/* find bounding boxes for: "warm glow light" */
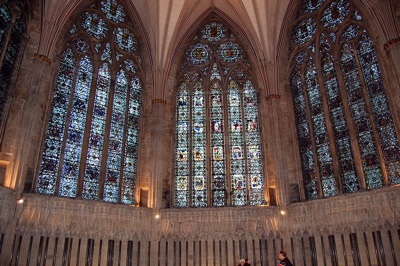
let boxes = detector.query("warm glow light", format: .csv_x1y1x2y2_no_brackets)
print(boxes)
280,210,286,215
155,214,160,219
17,198,24,204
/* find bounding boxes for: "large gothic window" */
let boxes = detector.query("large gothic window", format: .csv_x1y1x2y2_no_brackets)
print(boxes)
0,0,26,128
290,0,400,200
36,0,143,204
174,21,265,207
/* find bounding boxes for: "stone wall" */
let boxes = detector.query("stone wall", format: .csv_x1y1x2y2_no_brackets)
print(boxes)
1,186,399,265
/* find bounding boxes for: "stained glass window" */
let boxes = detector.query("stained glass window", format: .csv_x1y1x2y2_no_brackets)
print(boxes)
0,0,26,129
174,21,266,207
291,0,400,200
36,0,143,204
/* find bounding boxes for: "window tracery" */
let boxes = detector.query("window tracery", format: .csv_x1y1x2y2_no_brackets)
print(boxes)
0,0,26,129
174,20,265,207
291,0,400,199
36,0,143,204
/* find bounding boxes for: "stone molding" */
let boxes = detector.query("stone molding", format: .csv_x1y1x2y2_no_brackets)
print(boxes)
1,186,399,241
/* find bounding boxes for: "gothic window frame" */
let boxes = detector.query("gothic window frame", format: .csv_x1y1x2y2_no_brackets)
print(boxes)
173,18,266,208
289,0,400,200
36,0,144,204
0,0,27,142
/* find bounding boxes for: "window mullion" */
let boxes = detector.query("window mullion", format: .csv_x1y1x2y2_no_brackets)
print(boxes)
205,87,211,207
99,70,116,200
54,51,80,196
301,63,324,198
76,57,100,198
315,60,342,195
118,73,130,203
352,47,389,186
222,88,231,206
239,88,250,205
333,54,366,190
188,87,194,207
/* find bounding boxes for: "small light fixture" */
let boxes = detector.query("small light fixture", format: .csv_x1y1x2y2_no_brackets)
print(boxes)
155,214,160,219
17,198,24,204
280,209,286,216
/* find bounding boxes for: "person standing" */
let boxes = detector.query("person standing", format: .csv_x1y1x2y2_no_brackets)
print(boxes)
244,258,251,266
278,250,293,266
237,258,246,266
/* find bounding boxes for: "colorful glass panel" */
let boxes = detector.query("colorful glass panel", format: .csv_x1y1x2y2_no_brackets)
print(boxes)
83,63,111,200
174,21,265,207
37,49,76,194
217,42,243,63
81,12,108,40
59,56,93,198
228,81,246,206
201,21,228,42
121,76,142,204
100,0,126,23
291,0,400,199
192,83,207,207
0,2,25,125
340,44,383,189
37,0,142,204
113,27,137,52
186,43,212,65
292,18,316,45
321,0,350,29
243,80,265,205
210,66,226,206
175,84,190,207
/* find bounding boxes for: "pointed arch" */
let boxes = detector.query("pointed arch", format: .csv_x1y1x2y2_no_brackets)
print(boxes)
173,16,266,207
287,0,400,200
36,0,145,204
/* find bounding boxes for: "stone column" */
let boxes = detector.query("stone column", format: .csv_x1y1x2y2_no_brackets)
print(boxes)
3,55,54,193
148,99,167,210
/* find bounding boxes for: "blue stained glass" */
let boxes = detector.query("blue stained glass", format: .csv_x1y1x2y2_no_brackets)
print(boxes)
210,70,226,206
321,0,350,28
121,75,142,204
123,59,138,73
357,35,400,185
217,42,243,63
38,0,142,204
174,20,264,207
201,22,228,42
192,83,207,207
104,69,128,202
59,56,93,198
83,63,111,200
74,38,90,53
175,84,190,207
186,43,212,65
306,59,336,197
228,81,247,206
101,42,112,63
37,49,76,194
340,43,384,189
291,68,318,199
322,53,359,193
113,27,137,52
81,12,109,39
0,2,11,53
292,17,316,45
243,81,265,205
100,0,126,23
291,0,400,199
0,9,25,124
302,0,326,13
